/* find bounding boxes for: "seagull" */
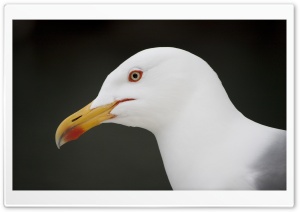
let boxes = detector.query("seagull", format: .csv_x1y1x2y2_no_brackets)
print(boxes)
55,47,286,190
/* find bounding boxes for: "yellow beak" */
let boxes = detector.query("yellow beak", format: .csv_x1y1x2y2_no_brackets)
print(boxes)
55,101,117,149
55,98,135,149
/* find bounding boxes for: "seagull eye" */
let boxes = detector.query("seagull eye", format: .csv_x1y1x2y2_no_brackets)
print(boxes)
129,70,143,82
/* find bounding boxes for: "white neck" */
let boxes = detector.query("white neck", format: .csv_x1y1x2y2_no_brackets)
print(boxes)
152,76,281,190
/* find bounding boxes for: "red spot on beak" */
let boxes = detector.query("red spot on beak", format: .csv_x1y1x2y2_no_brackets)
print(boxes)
64,127,85,142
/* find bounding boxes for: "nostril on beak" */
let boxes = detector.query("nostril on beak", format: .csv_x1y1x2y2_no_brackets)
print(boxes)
72,115,82,122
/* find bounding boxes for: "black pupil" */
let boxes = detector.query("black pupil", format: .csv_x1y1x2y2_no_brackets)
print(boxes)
132,73,138,79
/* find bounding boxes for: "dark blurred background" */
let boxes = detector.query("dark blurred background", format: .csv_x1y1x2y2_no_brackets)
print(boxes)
13,20,286,190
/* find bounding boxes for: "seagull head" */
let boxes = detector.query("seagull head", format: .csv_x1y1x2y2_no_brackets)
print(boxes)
55,47,216,148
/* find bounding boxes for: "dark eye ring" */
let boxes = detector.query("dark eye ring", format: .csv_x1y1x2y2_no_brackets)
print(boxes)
129,70,143,82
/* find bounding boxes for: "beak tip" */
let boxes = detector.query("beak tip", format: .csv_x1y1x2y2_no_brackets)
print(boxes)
56,137,66,149
56,141,61,149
